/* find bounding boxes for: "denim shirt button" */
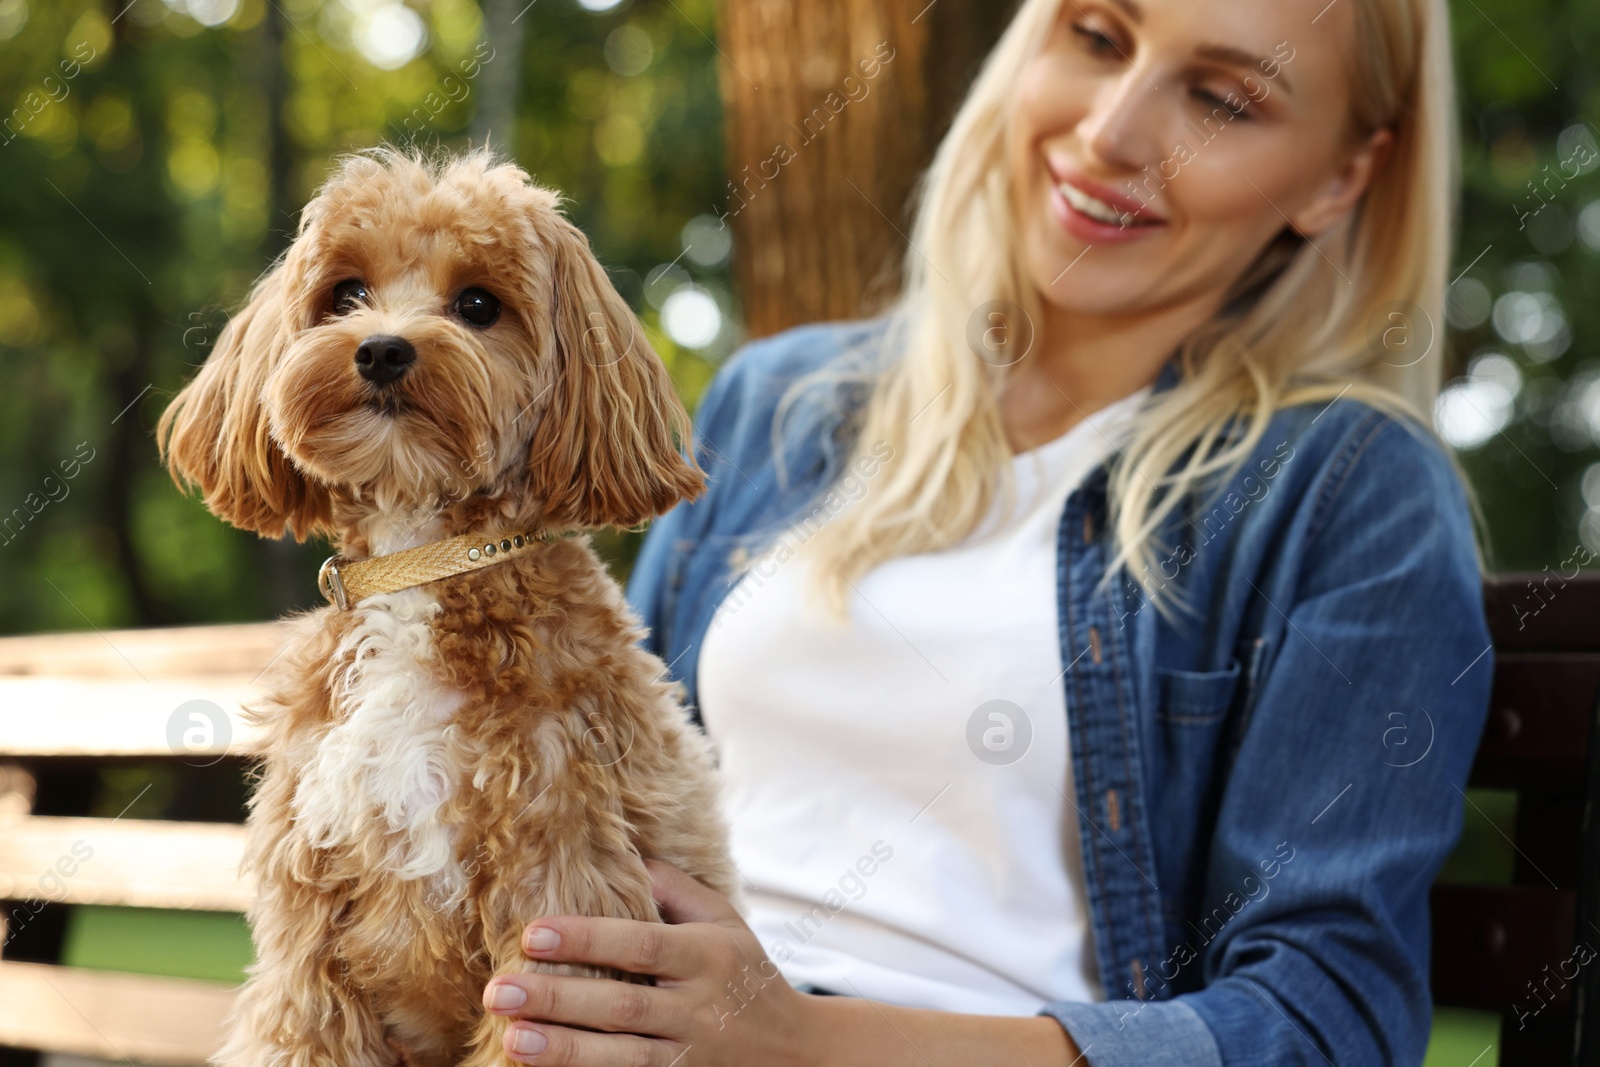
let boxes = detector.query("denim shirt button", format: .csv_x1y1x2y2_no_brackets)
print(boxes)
728,546,750,570
669,539,693,590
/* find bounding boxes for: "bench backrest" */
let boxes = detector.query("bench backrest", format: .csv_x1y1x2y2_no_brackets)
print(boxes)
1431,572,1600,1066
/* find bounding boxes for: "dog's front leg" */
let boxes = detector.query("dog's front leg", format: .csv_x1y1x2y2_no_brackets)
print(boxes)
457,931,629,1067
214,887,395,1067
456,859,661,1067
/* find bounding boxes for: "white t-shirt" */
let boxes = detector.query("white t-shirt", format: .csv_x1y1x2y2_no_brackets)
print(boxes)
695,386,1151,1016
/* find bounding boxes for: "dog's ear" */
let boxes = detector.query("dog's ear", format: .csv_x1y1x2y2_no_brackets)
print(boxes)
526,217,705,528
157,266,330,540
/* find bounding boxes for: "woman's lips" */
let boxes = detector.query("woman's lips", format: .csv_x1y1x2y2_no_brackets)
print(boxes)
1046,159,1167,246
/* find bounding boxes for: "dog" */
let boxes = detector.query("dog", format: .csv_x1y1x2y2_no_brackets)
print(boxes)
158,147,738,1067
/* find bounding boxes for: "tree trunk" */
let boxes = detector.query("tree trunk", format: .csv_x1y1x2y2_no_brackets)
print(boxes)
472,0,527,151
252,0,325,616
715,0,1016,339
261,0,294,257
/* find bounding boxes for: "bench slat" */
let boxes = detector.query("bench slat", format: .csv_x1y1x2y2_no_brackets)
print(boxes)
1430,883,1579,1012
0,622,283,681
0,960,235,1065
1485,573,1600,653
0,679,264,757
0,816,251,911
1470,653,1600,793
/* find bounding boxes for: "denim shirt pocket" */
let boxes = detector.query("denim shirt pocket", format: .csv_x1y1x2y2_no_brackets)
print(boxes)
1155,660,1243,724
1152,659,1245,936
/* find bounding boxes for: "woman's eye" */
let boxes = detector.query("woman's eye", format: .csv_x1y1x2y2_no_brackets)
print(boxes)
1071,22,1122,57
454,288,501,328
1192,86,1251,118
331,279,368,315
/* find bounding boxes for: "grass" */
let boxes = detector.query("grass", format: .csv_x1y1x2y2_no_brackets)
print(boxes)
61,906,252,985
1424,1009,1500,1066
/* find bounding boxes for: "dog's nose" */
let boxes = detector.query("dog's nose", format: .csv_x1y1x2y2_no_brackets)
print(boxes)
355,335,416,385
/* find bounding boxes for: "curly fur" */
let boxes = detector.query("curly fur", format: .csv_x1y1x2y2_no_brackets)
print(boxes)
157,147,736,1067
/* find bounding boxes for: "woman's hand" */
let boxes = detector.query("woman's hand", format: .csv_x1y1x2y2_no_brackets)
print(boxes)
481,858,822,1067
482,859,1079,1066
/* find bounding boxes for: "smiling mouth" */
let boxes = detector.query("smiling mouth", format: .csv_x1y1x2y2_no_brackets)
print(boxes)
1057,182,1161,228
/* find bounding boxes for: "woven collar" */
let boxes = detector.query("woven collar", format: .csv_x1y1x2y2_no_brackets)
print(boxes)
317,529,554,610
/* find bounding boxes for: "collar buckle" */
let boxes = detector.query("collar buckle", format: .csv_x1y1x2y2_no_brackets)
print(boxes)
318,556,350,610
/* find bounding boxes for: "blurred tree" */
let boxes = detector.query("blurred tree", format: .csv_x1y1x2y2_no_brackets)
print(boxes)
716,0,1015,337
1442,0,1600,577
470,0,523,147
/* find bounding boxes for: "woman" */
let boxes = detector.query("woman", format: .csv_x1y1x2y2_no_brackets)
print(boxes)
479,0,1491,1062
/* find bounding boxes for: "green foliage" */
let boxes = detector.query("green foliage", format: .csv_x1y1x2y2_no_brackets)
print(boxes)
0,0,731,632
1447,0,1600,571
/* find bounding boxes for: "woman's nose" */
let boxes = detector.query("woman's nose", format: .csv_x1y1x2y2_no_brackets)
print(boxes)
1077,67,1165,171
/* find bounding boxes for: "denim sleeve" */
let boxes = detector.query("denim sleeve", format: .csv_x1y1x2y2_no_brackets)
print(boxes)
625,491,687,660
1041,414,1493,1067
1041,998,1224,1065
624,351,747,659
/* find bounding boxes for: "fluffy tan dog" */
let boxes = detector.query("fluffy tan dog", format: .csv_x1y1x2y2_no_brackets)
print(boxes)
158,147,737,1067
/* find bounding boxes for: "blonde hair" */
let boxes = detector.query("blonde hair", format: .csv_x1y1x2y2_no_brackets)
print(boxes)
787,0,1473,620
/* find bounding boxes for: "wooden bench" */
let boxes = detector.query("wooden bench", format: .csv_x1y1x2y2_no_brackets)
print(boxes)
1,576,1596,1065
1432,572,1600,1066
0,624,277,1066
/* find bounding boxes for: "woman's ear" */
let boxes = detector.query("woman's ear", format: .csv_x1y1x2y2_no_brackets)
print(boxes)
1289,125,1396,239
157,266,330,540
526,217,706,529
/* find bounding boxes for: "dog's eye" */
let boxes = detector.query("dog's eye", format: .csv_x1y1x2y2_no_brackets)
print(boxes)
454,288,500,328
331,279,369,316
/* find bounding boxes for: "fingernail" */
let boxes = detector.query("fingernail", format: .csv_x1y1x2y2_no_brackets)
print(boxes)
525,926,560,952
511,1027,547,1055
487,983,527,1011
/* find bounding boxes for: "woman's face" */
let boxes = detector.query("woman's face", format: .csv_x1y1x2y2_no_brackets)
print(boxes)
1008,0,1389,322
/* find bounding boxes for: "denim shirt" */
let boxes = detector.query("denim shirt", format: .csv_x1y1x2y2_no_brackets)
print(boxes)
624,318,1493,1067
